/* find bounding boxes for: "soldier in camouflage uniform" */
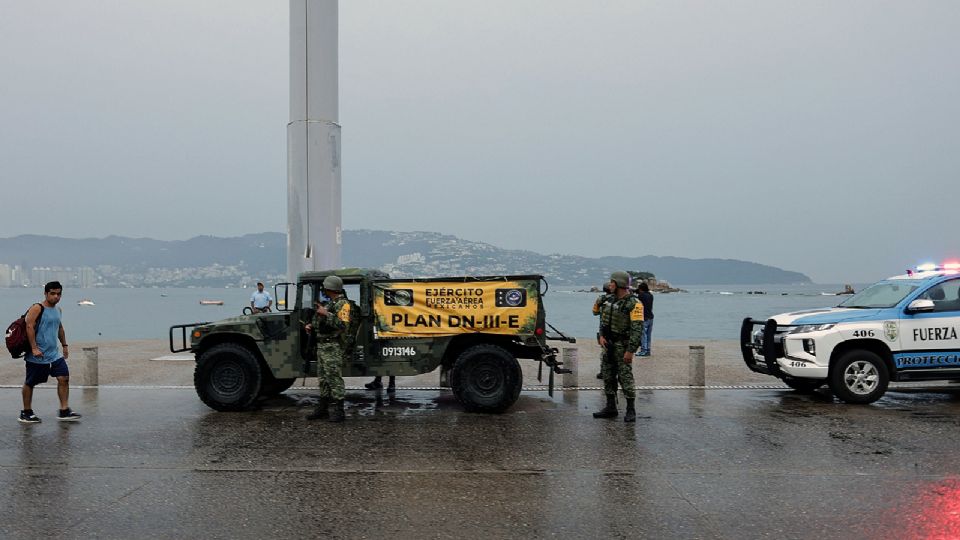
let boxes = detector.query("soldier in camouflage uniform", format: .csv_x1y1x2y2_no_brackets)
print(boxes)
305,275,352,422
593,271,644,423
593,281,615,379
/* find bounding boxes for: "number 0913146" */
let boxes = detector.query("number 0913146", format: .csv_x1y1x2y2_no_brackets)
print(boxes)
382,346,416,357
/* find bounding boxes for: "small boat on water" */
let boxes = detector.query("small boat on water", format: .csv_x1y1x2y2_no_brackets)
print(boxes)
77,299,95,306
199,300,224,306
822,285,856,296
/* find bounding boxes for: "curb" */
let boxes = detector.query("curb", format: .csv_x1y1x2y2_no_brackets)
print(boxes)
1,384,790,391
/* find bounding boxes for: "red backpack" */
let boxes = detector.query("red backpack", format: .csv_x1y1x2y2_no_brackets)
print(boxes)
5,304,44,359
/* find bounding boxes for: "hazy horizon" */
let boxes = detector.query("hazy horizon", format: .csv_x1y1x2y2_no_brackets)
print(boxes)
0,228,859,285
2,1,958,284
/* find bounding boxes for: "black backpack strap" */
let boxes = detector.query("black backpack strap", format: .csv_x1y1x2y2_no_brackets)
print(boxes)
24,303,44,328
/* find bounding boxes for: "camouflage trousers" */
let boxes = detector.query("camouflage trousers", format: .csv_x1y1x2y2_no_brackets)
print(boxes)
316,342,345,401
601,341,636,399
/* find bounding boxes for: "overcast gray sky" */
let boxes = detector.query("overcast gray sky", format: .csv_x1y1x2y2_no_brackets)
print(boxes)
1,1,958,283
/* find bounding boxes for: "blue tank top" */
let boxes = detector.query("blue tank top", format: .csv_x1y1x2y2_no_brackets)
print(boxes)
25,305,62,365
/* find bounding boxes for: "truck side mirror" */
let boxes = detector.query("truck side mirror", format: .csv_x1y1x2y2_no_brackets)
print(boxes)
906,298,935,313
274,283,293,312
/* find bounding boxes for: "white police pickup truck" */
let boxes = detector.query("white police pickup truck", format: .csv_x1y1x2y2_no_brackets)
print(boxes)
741,264,960,404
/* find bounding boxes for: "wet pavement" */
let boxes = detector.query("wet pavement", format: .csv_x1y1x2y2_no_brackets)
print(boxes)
2,385,960,539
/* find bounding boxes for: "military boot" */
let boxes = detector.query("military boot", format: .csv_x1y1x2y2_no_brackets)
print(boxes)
307,397,329,420
329,399,345,423
593,395,618,419
624,398,636,423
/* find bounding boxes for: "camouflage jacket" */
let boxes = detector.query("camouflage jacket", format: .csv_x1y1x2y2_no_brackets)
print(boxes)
312,296,352,344
592,293,614,317
599,293,644,352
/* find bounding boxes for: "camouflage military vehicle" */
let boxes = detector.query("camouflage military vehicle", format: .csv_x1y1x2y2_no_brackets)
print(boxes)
170,269,572,413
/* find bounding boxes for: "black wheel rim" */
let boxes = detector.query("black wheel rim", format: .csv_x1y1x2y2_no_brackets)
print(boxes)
470,356,504,397
211,359,245,399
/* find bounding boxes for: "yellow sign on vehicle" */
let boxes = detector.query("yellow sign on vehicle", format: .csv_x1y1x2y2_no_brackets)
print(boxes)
373,280,539,338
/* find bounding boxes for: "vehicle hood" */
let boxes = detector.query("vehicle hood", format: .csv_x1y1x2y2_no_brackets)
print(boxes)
204,312,281,329
770,307,887,326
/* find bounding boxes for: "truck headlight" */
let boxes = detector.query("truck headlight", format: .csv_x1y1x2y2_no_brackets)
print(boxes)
788,324,835,334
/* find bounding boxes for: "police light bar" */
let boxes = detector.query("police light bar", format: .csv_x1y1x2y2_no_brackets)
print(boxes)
909,261,960,275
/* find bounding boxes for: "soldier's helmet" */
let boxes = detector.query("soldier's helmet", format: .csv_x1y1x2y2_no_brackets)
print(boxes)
322,275,344,292
610,271,631,289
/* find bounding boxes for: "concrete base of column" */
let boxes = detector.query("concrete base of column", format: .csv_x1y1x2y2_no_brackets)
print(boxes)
561,347,579,388
688,345,705,386
82,346,99,386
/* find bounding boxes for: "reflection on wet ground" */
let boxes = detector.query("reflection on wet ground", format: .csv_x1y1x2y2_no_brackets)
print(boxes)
287,389,444,417
876,477,960,540
1,385,959,538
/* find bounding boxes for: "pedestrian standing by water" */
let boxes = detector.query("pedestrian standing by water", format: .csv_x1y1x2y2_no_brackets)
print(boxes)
594,271,644,423
636,282,654,356
19,281,81,424
249,282,273,313
304,275,351,422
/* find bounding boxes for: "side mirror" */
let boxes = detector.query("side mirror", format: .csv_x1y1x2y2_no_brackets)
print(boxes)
906,298,935,313
274,283,294,312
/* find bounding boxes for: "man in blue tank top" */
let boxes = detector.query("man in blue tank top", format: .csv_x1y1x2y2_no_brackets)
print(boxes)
19,281,82,423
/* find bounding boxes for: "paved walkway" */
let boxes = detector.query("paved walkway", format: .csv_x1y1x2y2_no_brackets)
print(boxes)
0,338,770,387
3,386,960,539
5,339,960,538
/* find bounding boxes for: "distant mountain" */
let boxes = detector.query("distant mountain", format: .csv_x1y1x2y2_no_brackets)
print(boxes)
344,231,810,285
0,230,811,286
0,233,284,276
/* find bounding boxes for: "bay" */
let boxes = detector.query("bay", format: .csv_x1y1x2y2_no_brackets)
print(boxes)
545,283,866,341
0,283,865,343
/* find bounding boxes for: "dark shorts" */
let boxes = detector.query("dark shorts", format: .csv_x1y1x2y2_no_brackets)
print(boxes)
24,358,69,387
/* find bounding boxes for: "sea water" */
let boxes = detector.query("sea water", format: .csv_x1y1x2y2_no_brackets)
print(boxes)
0,283,864,343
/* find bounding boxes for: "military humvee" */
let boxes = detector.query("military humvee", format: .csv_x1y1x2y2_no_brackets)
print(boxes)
170,269,572,413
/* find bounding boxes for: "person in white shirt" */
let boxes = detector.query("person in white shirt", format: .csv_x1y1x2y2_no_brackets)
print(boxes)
250,282,273,313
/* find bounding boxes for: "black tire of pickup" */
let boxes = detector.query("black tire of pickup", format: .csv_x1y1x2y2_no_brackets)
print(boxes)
450,344,522,413
781,377,825,393
829,350,889,404
195,343,263,411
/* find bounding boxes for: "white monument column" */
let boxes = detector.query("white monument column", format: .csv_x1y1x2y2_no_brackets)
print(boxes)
288,0,341,281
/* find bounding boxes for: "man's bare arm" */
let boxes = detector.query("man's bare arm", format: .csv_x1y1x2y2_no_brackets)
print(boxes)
59,324,68,360
25,304,42,357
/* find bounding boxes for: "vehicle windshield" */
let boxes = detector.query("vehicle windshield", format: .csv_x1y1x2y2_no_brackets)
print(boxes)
838,281,919,309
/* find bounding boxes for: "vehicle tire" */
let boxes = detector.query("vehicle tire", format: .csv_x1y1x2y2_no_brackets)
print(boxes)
829,350,889,404
194,343,263,411
781,377,824,393
259,372,297,397
450,344,522,413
